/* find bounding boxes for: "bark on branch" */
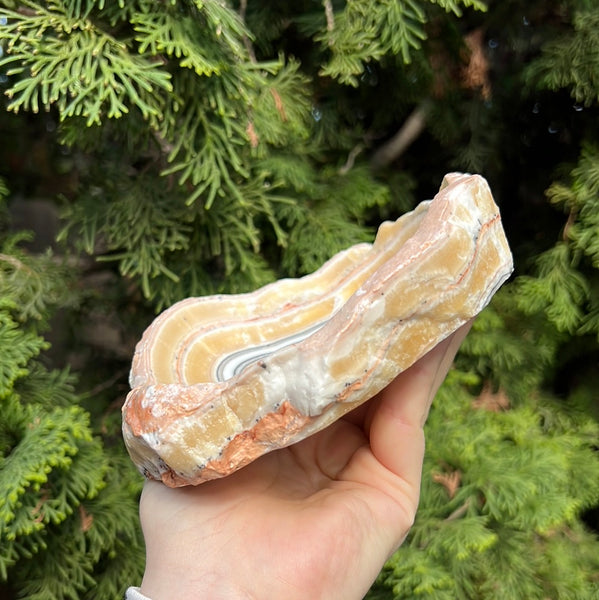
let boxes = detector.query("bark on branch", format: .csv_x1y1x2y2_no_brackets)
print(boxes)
371,99,432,169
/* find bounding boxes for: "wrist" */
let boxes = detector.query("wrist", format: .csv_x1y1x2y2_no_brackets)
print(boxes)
139,563,251,600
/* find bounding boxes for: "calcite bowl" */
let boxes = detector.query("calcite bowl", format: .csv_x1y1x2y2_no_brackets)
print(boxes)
122,173,513,487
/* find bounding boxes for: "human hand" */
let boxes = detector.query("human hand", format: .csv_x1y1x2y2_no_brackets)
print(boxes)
137,323,471,600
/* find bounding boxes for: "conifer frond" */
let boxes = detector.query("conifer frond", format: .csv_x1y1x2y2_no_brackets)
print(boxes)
0,2,172,125
16,364,79,409
563,144,599,269
572,141,599,196
570,213,599,270
199,0,250,58
161,104,249,207
62,0,135,27
428,515,498,561
3,438,105,544
545,181,577,212
101,182,192,295
525,8,599,106
0,215,149,593
0,311,47,397
0,233,77,323
431,0,487,16
578,280,599,339
0,178,8,201
0,404,91,530
317,0,486,85
250,59,313,148
318,20,385,87
61,171,193,298
152,55,302,216
330,165,391,216
516,243,590,334
457,294,560,402
15,518,98,600
281,202,373,277
216,246,276,294
275,165,389,277
377,0,428,61
377,545,456,598
132,8,225,76
536,522,599,600
153,61,279,209
257,154,322,196
59,0,129,20
535,144,599,340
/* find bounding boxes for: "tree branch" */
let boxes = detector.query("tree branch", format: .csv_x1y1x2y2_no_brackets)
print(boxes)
0,253,34,275
370,99,432,169
444,498,472,522
338,143,364,175
239,0,257,63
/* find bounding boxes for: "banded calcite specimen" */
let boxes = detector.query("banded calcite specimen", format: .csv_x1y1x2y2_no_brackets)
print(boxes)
122,173,513,487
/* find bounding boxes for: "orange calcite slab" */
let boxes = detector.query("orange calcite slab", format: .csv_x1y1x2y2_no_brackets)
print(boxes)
122,173,513,487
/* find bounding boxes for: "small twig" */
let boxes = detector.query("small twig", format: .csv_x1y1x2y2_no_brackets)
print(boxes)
444,498,472,522
0,253,31,272
370,99,432,169
83,367,130,399
17,6,38,16
323,0,335,32
238,0,257,63
338,143,364,175
562,208,577,241
0,253,37,279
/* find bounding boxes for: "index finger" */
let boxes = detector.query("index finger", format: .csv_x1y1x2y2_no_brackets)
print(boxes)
368,321,472,486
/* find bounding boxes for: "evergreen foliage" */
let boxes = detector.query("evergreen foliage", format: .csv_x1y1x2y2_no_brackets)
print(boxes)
315,0,486,83
370,372,599,599
0,0,483,308
524,8,599,107
0,185,144,599
1,0,599,599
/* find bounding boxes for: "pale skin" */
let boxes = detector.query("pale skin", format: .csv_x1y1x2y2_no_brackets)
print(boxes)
139,323,471,600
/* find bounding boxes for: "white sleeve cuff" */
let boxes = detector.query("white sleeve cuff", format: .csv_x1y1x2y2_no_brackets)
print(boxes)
125,587,152,600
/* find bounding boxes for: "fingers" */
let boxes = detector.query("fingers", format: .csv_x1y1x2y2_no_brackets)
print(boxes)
367,322,472,491
377,320,472,429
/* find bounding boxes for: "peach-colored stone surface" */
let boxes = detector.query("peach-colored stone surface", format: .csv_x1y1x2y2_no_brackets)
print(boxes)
122,173,513,486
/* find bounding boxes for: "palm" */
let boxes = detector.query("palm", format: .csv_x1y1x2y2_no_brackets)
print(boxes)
138,326,469,600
